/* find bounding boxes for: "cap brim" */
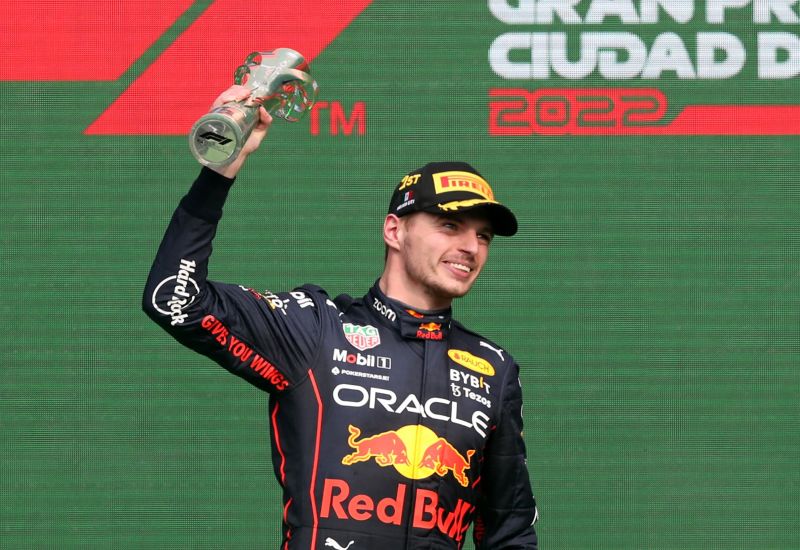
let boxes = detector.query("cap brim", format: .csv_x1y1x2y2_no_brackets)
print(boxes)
474,203,518,237
423,201,518,237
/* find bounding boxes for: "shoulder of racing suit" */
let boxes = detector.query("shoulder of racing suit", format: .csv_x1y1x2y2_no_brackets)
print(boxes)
449,320,511,363
446,319,521,410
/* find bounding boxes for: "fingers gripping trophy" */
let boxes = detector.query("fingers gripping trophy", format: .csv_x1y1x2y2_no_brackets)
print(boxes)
189,48,318,167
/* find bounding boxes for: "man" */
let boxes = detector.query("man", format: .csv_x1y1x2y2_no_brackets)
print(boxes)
143,86,539,549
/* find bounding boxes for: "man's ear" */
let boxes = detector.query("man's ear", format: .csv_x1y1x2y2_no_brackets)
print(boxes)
383,214,404,252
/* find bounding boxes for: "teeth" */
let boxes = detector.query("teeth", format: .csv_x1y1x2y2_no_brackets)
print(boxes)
448,262,471,273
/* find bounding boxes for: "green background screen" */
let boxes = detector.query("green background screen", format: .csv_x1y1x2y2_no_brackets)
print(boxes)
2,1,798,548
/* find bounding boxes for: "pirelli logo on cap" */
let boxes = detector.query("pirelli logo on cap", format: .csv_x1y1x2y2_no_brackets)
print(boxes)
432,171,495,201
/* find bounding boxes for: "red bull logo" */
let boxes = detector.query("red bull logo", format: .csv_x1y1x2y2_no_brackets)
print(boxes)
320,478,474,542
417,438,475,487
342,424,474,486
416,322,443,340
342,425,409,467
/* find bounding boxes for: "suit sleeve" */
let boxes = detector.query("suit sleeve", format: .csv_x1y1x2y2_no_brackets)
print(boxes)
142,167,321,394
473,360,539,549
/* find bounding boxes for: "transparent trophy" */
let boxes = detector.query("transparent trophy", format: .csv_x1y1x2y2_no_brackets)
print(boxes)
189,48,319,167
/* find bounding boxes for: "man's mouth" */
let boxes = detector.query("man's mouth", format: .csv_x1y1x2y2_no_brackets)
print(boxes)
445,261,473,274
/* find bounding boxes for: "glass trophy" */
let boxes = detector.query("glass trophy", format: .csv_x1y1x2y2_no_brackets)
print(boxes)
189,48,318,167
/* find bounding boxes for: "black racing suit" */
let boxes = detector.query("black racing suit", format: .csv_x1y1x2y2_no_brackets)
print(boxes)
142,168,539,549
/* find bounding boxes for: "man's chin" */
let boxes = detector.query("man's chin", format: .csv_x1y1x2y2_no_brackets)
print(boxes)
436,280,475,300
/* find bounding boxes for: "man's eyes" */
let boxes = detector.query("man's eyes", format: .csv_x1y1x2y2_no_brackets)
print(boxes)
441,221,493,243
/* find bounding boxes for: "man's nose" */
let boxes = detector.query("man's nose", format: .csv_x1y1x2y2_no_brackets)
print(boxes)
457,231,480,255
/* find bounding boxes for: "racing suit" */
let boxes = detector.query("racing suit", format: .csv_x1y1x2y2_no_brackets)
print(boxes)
142,167,539,549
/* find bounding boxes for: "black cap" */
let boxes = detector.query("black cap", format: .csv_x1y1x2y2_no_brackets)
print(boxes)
387,162,518,237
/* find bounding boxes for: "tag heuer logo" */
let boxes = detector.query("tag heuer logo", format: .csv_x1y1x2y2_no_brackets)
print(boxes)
343,323,381,351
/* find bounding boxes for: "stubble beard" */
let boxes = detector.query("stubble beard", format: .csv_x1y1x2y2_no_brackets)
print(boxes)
406,257,474,305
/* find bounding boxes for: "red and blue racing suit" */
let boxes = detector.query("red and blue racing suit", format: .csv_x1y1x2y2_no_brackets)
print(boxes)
142,167,539,549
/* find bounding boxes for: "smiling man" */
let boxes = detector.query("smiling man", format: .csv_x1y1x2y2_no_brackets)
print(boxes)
381,161,517,311
143,86,539,549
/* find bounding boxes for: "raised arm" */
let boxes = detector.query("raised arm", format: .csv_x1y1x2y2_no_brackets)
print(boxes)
142,86,320,394
203,85,272,178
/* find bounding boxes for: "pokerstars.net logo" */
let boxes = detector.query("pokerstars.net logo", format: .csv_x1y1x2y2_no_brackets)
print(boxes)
487,0,800,135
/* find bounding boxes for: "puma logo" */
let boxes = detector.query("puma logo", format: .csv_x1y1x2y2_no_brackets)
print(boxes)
480,340,505,361
324,537,354,550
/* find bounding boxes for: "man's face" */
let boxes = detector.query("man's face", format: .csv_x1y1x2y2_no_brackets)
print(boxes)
396,211,494,306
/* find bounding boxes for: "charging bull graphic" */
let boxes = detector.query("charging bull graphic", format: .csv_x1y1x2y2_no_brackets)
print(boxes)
342,425,410,467
342,424,474,486
418,438,475,488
